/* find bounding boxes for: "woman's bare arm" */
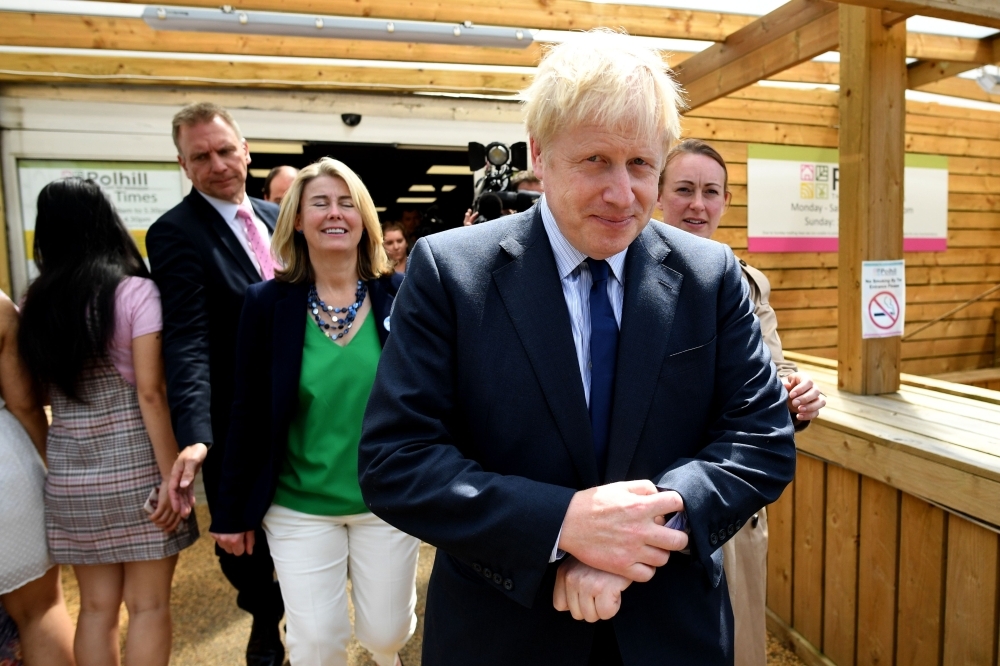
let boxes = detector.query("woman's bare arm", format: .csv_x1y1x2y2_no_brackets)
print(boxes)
0,295,48,457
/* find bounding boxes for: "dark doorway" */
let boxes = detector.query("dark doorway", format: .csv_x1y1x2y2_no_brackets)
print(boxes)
247,141,476,234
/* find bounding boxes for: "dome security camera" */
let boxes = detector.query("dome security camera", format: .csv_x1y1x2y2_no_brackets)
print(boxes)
341,113,362,127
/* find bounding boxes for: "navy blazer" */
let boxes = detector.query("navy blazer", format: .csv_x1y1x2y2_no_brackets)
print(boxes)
359,208,796,666
147,190,279,507
210,274,401,535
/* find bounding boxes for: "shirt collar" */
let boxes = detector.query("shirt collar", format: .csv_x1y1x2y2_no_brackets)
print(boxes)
197,189,250,223
539,195,628,283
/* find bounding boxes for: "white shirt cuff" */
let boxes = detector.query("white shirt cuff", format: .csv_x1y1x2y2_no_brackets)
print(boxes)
549,523,566,563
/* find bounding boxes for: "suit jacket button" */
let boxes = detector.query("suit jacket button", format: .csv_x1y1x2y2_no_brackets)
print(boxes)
710,533,718,545
483,568,492,579
493,573,502,585
504,579,513,591
718,530,727,542
473,563,482,573
728,524,735,536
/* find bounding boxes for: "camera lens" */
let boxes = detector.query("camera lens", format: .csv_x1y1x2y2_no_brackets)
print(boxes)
485,142,510,167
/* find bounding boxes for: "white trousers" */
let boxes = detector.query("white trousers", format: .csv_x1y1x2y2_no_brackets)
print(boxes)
262,504,420,666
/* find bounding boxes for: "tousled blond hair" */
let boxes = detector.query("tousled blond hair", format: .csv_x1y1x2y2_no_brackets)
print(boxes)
522,29,684,162
272,157,390,284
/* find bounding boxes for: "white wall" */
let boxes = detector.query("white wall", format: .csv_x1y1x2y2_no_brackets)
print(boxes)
0,91,526,296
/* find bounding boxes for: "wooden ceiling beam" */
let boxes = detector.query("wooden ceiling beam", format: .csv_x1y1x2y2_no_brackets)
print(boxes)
678,5,840,110
0,52,532,95
912,74,1000,104
907,33,999,88
674,0,838,84
907,59,978,88
0,12,546,67
96,0,757,42
905,32,997,62
833,0,1000,30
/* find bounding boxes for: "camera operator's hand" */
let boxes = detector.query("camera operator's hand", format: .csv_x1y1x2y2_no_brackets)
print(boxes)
463,209,480,226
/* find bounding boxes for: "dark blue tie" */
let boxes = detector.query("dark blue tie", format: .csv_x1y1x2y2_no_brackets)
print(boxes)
586,258,618,479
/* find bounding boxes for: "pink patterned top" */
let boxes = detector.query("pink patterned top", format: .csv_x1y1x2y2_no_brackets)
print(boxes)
108,277,163,386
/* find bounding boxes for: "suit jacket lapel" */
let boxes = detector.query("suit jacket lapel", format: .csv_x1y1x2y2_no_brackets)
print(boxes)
605,224,684,481
250,197,277,234
272,283,307,439
188,190,261,283
492,210,599,488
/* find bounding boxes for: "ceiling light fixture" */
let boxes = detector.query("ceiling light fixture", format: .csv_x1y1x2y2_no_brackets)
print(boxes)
143,5,533,49
976,67,1000,95
408,184,436,192
426,165,471,175
397,197,437,204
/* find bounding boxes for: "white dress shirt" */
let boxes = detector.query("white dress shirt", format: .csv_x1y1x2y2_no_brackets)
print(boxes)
197,189,273,276
539,196,627,407
538,197,687,562
539,196,626,561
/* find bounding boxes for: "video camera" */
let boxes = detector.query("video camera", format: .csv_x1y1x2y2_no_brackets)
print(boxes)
468,141,541,222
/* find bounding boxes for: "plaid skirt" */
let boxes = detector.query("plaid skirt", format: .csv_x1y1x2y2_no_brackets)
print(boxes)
45,360,198,564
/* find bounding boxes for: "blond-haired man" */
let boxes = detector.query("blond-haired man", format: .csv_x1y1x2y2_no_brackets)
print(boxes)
359,31,796,665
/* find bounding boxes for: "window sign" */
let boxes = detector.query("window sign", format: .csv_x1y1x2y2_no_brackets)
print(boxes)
747,145,947,252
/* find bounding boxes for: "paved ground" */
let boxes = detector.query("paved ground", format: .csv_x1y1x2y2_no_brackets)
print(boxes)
58,502,805,665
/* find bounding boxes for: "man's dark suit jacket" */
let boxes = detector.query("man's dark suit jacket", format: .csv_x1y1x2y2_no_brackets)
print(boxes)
209,276,402,535
358,208,796,666
146,190,279,506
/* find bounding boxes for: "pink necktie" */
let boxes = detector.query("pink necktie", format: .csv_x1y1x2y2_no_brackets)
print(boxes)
236,205,276,280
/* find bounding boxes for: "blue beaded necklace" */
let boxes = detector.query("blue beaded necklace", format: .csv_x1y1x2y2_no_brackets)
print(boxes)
307,281,367,341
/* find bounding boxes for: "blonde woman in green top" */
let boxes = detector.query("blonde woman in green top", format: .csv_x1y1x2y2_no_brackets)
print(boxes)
211,157,418,666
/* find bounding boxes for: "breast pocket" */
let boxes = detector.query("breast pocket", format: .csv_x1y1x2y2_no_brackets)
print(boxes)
664,335,717,380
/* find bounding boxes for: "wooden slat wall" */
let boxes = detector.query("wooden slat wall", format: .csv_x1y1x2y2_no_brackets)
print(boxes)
682,86,1000,375
767,449,1000,666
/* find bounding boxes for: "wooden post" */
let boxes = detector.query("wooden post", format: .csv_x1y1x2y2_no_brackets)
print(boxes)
994,307,1000,367
837,5,906,394
0,155,12,297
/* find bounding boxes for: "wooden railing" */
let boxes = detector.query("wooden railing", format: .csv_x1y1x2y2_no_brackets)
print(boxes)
766,352,1000,666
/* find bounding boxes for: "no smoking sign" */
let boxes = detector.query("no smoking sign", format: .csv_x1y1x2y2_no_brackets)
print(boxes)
861,261,905,339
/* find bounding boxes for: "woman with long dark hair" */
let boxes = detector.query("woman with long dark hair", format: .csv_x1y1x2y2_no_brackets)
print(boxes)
19,178,198,666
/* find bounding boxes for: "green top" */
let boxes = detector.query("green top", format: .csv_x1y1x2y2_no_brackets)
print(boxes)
273,311,381,516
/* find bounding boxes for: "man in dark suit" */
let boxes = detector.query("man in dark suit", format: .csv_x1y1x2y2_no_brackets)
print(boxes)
146,102,285,666
358,31,797,665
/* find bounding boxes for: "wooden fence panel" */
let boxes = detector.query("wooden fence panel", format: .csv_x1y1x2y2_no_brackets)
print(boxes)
896,494,946,666
823,465,860,666
942,516,999,666
856,478,900,666
793,454,827,648
768,479,796,625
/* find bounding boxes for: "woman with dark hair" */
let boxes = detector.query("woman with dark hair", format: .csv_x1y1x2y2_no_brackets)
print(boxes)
19,178,198,666
210,158,418,666
382,221,409,274
658,139,825,666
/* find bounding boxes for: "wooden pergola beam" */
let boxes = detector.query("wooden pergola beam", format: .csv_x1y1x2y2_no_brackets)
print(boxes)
95,0,758,42
675,0,838,84
834,0,1000,30
676,1,840,109
2,9,994,72
0,12,547,68
0,52,533,95
906,32,998,62
907,33,999,88
908,59,980,89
